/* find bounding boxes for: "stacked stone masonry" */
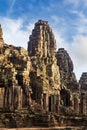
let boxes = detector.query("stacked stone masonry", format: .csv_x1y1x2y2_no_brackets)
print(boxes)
0,20,87,118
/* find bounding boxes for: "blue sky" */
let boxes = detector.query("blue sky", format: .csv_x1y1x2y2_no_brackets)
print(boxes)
0,0,87,80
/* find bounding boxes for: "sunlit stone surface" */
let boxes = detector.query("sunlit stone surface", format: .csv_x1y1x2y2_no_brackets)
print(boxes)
0,20,87,128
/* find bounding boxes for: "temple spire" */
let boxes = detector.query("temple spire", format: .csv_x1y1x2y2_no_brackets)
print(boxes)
0,24,3,42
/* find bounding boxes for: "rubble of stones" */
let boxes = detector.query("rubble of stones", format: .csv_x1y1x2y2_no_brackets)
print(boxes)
0,20,87,127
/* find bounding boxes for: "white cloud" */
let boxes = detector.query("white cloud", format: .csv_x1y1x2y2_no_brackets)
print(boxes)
64,0,80,8
76,13,87,34
64,0,87,9
51,16,59,24
0,17,33,49
71,35,87,65
70,35,87,80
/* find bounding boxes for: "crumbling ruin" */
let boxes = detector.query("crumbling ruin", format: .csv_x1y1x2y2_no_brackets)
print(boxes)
28,20,60,113
0,25,32,110
0,20,87,128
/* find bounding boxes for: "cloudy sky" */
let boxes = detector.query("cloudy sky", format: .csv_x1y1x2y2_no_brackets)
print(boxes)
0,0,87,80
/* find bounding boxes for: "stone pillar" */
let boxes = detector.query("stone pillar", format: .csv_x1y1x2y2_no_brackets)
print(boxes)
8,86,15,110
74,94,79,114
43,93,49,111
51,95,54,112
18,87,22,109
7,88,9,107
29,92,31,106
21,88,23,108
70,94,74,109
8,88,11,109
83,96,86,115
56,94,60,114
53,94,57,113
81,93,86,114
0,88,4,108
86,94,87,114
7,86,13,109
4,87,11,109
43,94,46,109
46,93,49,111
41,93,43,108
13,85,19,109
9,87,12,108
3,88,7,108
10,85,14,110
12,83,15,109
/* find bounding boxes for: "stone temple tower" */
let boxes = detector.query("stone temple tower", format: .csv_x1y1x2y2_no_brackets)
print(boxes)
28,20,60,112
0,24,3,42
28,20,56,57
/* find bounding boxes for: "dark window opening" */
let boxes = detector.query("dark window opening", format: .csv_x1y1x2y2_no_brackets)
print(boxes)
60,89,70,107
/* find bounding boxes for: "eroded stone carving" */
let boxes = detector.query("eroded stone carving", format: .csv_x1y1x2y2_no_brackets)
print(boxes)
79,73,87,114
28,20,60,112
0,20,87,128
0,43,31,110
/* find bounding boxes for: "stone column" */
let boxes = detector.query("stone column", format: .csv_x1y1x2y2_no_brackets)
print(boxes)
41,93,43,108
6,88,9,107
3,87,7,108
20,88,23,108
8,87,12,109
0,88,4,108
86,94,87,114
74,94,79,114
12,83,15,109
83,96,86,115
29,92,31,106
70,94,74,110
56,94,60,114
10,85,14,110
86,93,87,114
18,87,22,109
51,95,54,112
81,93,86,115
54,94,59,113
43,93,46,109
43,93,49,111
46,93,49,111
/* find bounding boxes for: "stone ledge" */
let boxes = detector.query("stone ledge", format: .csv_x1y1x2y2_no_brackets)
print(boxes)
0,126,87,130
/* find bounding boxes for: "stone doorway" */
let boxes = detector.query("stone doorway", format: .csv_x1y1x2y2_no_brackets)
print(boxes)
43,94,46,109
49,96,51,112
48,95,54,112
22,92,28,108
60,89,70,107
